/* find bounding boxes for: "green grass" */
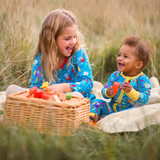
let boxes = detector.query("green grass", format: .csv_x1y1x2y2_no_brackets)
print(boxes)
0,124,160,160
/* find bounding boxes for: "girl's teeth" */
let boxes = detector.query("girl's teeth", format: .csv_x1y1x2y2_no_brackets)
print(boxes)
67,47,72,52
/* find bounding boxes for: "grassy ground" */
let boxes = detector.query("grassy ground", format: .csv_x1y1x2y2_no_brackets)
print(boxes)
0,0,160,159
0,124,160,160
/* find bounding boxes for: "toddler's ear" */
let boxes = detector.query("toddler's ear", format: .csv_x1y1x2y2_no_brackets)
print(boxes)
136,61,143,69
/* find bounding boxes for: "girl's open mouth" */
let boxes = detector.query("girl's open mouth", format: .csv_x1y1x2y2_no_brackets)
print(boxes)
66,47,73,53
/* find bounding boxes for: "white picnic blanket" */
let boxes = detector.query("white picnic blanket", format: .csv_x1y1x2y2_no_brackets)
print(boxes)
1,77,160,133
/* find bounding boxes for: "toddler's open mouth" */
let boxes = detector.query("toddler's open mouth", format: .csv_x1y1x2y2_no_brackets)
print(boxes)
117,62,124,68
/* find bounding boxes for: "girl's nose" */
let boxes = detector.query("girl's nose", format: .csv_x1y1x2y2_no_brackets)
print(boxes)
70,38,76,45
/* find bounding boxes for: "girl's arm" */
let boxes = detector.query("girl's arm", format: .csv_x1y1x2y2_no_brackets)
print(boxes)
30,53,44,89
69,49,94,94
44,49,93,95
44,83,73,93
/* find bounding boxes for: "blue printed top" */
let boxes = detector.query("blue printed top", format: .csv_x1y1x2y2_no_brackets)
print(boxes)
101,71,151,112
30,49,96,101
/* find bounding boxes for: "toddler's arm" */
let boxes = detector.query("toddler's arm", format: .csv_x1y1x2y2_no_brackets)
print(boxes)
125,77,151,106
101,72,119,99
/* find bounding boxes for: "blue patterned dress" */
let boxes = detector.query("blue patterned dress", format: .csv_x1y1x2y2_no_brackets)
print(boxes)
30,49,96,101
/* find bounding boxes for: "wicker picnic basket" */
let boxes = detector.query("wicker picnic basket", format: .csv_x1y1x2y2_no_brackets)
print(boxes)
3,91,90,135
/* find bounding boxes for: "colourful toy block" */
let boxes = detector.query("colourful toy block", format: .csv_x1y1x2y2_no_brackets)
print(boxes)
113,82,120,95
41,93,52,100
34,89,43,98
58,92,72,100
41,81,49,89
58,93,66,100
49,95,61,102
66,92,72,99
29,86,38,96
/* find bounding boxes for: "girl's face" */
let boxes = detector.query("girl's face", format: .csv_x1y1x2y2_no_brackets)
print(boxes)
116,44,142,76
56,24,77,60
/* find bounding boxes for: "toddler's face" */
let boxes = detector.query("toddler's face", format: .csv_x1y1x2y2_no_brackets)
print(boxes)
116,44,141,76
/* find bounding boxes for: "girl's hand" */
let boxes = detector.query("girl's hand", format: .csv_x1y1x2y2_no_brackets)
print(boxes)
122,82,132,93
106,86,114,96
43,83,73,93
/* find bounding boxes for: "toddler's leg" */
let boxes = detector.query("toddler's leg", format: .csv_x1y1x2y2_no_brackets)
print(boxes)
6,85,27,96
101,102,115,118
89,99,105,122
90,99,115,122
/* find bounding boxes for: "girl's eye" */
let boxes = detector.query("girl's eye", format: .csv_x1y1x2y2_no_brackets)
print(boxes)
124,55,128,58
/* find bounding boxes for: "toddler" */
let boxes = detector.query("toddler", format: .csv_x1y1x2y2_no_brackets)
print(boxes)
90,36,152,122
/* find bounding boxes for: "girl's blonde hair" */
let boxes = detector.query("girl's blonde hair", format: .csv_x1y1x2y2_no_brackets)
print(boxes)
34,9,85,81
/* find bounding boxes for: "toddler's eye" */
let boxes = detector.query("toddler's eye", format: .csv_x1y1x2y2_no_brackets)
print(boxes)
124,55,128,58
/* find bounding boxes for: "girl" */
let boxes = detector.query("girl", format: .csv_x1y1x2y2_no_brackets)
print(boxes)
30,9,96,100
90,36,152,122
6,9,96,101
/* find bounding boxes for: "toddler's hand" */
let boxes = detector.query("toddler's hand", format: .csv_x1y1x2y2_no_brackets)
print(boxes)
106,86,114,96
122,82,132,93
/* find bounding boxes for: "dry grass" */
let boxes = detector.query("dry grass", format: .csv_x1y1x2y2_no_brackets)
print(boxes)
0,0,160,89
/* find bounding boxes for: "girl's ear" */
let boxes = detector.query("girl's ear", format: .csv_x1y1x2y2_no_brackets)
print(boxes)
136,61,143,69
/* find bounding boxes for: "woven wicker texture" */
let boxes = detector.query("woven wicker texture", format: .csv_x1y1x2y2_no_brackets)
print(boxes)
3,91,90,135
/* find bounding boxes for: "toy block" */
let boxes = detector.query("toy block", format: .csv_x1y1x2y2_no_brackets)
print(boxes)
113,82,120,95
29,86,38,96
58,92,73,100
41,93,51,100
23,94,30,98
66,92,72,99
34,89,43,98
58,93,66,100
41,81,49,89
49,95,61,103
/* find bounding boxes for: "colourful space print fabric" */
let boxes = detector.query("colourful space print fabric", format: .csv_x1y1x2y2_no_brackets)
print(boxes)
30,49,96,101
90,71,151,117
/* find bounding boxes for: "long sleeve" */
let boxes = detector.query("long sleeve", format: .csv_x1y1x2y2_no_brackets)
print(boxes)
101,71,151,111
30,49,96,100
101,72,118,99
126,76,151,106
69,49,94,95
30,53,44,89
